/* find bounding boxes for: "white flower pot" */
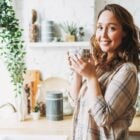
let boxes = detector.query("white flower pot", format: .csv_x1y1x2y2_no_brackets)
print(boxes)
31,112,40,120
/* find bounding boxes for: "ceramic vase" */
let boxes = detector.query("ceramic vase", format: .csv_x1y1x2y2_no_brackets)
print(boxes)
15,89,28,121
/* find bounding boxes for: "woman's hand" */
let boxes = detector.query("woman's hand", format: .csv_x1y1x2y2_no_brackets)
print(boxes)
68,53,97,79
66,51,82,77
66,52,83,100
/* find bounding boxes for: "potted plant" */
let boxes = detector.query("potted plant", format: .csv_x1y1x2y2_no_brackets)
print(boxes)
0,0,26,120
60,22,78,42
32,103,40,120
0,0,26,95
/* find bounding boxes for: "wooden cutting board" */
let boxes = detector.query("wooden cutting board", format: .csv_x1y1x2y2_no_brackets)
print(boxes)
24,70,41,110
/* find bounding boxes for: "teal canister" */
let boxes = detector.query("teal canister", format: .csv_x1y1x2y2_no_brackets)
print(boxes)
46,91,63,121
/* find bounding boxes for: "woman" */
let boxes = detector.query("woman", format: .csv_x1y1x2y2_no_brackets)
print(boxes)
67,4,140,140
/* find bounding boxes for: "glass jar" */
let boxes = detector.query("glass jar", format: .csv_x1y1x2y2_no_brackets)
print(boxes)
63,95,73,116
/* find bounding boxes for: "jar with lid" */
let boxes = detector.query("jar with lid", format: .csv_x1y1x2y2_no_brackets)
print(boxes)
46,91,63,121
63,90,73,116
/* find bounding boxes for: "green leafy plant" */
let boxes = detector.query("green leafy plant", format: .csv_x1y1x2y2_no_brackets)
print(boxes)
32,103,40,112
60,22,78,36
0,0,26,96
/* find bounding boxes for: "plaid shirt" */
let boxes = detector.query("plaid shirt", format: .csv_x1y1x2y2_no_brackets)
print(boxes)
69,62,139,140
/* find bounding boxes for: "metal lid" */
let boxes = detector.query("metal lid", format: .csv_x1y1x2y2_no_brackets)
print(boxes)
46,91,63,98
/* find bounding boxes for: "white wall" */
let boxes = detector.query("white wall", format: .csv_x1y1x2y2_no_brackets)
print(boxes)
0,60,15,105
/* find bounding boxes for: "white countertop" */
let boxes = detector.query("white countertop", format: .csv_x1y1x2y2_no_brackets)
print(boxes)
0,115,73,139
0,114,140,138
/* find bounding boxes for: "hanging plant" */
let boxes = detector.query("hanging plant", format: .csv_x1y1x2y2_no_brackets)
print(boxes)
0,0,26,96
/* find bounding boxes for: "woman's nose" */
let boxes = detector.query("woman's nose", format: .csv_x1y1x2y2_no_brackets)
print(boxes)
101,28,108,37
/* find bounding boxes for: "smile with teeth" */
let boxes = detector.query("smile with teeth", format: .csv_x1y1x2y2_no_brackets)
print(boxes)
100,40,111,45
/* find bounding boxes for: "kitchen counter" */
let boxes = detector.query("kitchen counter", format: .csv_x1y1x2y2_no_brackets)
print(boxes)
0,115,73,139
0,114,140,138
129,116,140,136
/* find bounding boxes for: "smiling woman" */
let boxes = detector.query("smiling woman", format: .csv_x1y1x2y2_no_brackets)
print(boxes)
67,3,140,140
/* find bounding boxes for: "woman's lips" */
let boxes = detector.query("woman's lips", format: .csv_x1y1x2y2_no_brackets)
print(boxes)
100,40,111,46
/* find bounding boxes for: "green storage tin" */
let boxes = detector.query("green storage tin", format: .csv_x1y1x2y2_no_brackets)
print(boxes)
46,91,63,121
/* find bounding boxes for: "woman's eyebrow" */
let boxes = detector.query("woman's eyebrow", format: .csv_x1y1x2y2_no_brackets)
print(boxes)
97,22,120,27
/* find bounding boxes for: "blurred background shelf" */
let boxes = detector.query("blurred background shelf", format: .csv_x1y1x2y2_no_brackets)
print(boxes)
25,41,90,48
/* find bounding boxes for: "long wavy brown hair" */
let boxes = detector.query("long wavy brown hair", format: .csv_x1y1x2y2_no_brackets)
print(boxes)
90,4,140,71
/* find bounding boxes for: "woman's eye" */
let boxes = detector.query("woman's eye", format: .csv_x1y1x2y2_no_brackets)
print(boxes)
97,26,103,30
109,26,116,31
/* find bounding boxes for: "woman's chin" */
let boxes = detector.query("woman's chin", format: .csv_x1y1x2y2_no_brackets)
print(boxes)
101,48,109,53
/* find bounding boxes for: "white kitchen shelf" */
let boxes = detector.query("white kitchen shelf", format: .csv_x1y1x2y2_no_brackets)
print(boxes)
25,41,90,48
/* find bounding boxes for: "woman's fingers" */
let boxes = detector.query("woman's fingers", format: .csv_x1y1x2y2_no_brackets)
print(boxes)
70,55,87,75
70,54,84,67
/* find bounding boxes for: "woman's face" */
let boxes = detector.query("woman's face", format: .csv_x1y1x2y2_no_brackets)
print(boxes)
95,10,125,56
